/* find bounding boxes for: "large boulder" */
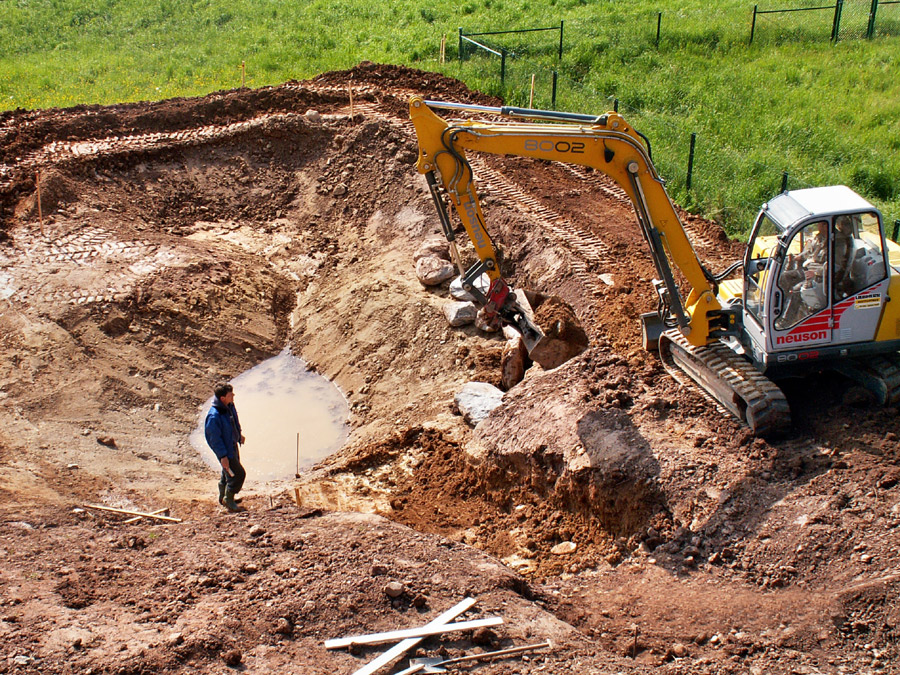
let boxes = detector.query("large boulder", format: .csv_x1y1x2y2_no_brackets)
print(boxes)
413,236,451,262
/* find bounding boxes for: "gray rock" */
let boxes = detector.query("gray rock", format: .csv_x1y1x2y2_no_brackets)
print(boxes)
304,109,322,123
551,541,577,555
442,301,477,327
415,256,455,286
454,382,504,425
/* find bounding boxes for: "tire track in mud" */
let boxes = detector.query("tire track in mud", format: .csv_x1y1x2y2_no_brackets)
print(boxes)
0,83,381,183
5,224,171,307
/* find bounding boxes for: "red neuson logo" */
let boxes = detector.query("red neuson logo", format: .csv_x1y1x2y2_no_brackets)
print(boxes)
776,330,828,345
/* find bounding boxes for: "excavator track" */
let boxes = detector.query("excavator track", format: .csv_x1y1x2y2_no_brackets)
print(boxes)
835,352,900,407
659,330,791,436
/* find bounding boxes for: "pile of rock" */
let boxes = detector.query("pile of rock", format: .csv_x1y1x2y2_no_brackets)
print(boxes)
414,235,535,423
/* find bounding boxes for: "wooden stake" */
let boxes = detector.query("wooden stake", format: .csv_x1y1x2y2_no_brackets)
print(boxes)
122,508,169,525
36,171,44,237
529,74,536,108
239,61,246,88
440,35,446,64
83,504,182,523
326,617,503,649
348,82,354,118
294,487,302,507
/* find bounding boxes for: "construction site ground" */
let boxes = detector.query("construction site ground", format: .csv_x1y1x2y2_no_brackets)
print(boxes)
1,63,899,675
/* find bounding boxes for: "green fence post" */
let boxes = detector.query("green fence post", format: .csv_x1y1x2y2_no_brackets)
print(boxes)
500,48,507,84
867,0,878,38
750,5,758,45
781,172,789,193
831,0,843,41
458,27,464,61
892,219,900,243
559,20,564,61
656,12,662,47
551,71,558,109
686,133,697,191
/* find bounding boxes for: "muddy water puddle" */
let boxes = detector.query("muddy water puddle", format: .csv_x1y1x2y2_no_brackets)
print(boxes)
191,348,349,481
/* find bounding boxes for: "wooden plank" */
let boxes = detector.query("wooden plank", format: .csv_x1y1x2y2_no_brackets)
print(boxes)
327,616,502,650
348,597,477,675
82,504,182,523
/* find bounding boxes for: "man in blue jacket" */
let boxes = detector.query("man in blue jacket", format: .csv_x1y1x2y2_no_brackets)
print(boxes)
205,383,246,512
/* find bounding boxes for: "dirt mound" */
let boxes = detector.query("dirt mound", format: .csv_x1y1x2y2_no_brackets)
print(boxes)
1,62,898,674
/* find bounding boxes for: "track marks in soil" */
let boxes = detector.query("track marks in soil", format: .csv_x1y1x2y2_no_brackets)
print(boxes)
468,156,614,298
4,224,171,308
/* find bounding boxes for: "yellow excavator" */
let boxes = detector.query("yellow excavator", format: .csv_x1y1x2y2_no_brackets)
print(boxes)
409,96,900,435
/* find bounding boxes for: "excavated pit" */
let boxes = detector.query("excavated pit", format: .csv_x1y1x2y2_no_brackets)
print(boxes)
1,63,900,674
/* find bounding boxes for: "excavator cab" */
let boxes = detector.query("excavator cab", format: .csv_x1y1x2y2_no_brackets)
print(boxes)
742,186,894,378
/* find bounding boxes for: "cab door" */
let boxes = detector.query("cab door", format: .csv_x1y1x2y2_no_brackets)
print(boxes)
828,212,889,345
769,220,832,352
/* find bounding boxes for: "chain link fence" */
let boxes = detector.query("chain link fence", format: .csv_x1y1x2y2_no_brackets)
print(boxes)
751,0,900,43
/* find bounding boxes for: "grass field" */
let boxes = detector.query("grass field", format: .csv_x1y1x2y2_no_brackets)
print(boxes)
1,0,898,236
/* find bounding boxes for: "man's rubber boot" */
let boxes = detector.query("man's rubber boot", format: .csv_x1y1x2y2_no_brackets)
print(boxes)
218,483,226,506
223,490,245,513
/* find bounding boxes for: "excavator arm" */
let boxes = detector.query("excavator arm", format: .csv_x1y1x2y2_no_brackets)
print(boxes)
409,96,739,349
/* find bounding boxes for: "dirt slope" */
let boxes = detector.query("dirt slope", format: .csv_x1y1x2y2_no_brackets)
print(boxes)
1,63,899,674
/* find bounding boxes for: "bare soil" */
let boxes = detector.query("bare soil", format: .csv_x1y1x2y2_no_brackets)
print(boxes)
1,62,899,675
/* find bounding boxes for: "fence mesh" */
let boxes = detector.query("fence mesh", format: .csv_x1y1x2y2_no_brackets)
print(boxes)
752,0,900,43
837,0,874,40
872,0,900,36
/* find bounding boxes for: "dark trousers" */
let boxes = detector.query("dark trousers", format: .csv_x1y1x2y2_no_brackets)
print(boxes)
219,451,246,495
